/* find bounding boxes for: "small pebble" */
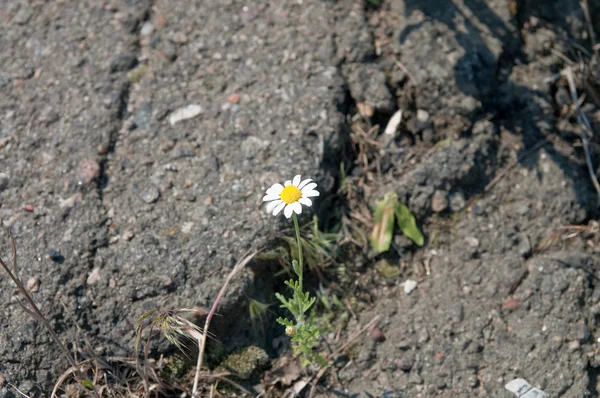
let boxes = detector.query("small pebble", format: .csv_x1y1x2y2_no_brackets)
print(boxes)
87,267,101,285
431,190,448,213
228,93,241,104
404,279,418,294
181,222,194,234
171,32,188,44
369,325,386,342
416,109,429,123
140,22,154,37
23,204,34,212
122,230,135,241
140,187,160,204
465,236,479,247
13,6,33,25
502,297,521,311
78,159,101,183
568,341,580,351
26,277,40,292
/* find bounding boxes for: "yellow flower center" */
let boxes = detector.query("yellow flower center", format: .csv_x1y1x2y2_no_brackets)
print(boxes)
280,185,302,204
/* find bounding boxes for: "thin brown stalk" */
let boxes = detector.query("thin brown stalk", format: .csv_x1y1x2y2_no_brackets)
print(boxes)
192,250,258,397
0,230,78,370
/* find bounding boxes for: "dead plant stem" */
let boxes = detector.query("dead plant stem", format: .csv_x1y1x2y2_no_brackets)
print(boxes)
192,250,257,397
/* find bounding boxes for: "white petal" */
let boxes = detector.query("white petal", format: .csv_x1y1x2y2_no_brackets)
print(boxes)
292,175,301,186
302,190,320,198
291,202,302,215
263,194,281,202
266,183,284,195
298,178,313,189
284,180,292,186
284,204,294,218
298,197,312,207
266,200,282,213
301,182,317,193
273,202,286,216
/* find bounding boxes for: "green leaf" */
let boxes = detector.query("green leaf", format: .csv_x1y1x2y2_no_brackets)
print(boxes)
395,201,424,246
370,193,398,253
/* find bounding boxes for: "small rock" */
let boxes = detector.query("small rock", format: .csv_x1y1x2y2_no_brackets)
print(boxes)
431,190,448,213
465,236,479,247
404,279,418,294
26,277,40,292
23,204,34,212
48,249,64,263
97,144,109,154
181,222,194,234
140,187,160,204
87,267,101,285
122,230,135,241
13,6,33,25
449,192,466,212
568,340,580,351
416,109,429,123
518,236,532,258
228,93,241,104
0,173,9,192
78,159,101,183
417,328,429,344
369,325,386,342
502,297,521,311
169,104,202,125
140,22,154,37
59,193,82,209
171,32,188,44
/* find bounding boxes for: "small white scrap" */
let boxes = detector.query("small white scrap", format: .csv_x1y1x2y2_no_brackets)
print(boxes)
403,279,417,294
505,378,548,398
169,104,202,126
384,109,403,135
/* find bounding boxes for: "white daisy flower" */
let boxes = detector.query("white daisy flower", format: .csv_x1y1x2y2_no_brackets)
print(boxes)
263,175,319,218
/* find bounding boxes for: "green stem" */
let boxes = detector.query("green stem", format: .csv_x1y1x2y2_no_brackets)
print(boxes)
292,213,303,292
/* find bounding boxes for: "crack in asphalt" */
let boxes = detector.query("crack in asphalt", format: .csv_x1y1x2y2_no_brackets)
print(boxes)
91,1,155,263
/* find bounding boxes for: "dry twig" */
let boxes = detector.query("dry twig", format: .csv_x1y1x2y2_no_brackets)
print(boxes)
193,250,258,397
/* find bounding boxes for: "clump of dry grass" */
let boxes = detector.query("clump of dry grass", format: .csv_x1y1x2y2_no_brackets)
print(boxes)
0,229,257,397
